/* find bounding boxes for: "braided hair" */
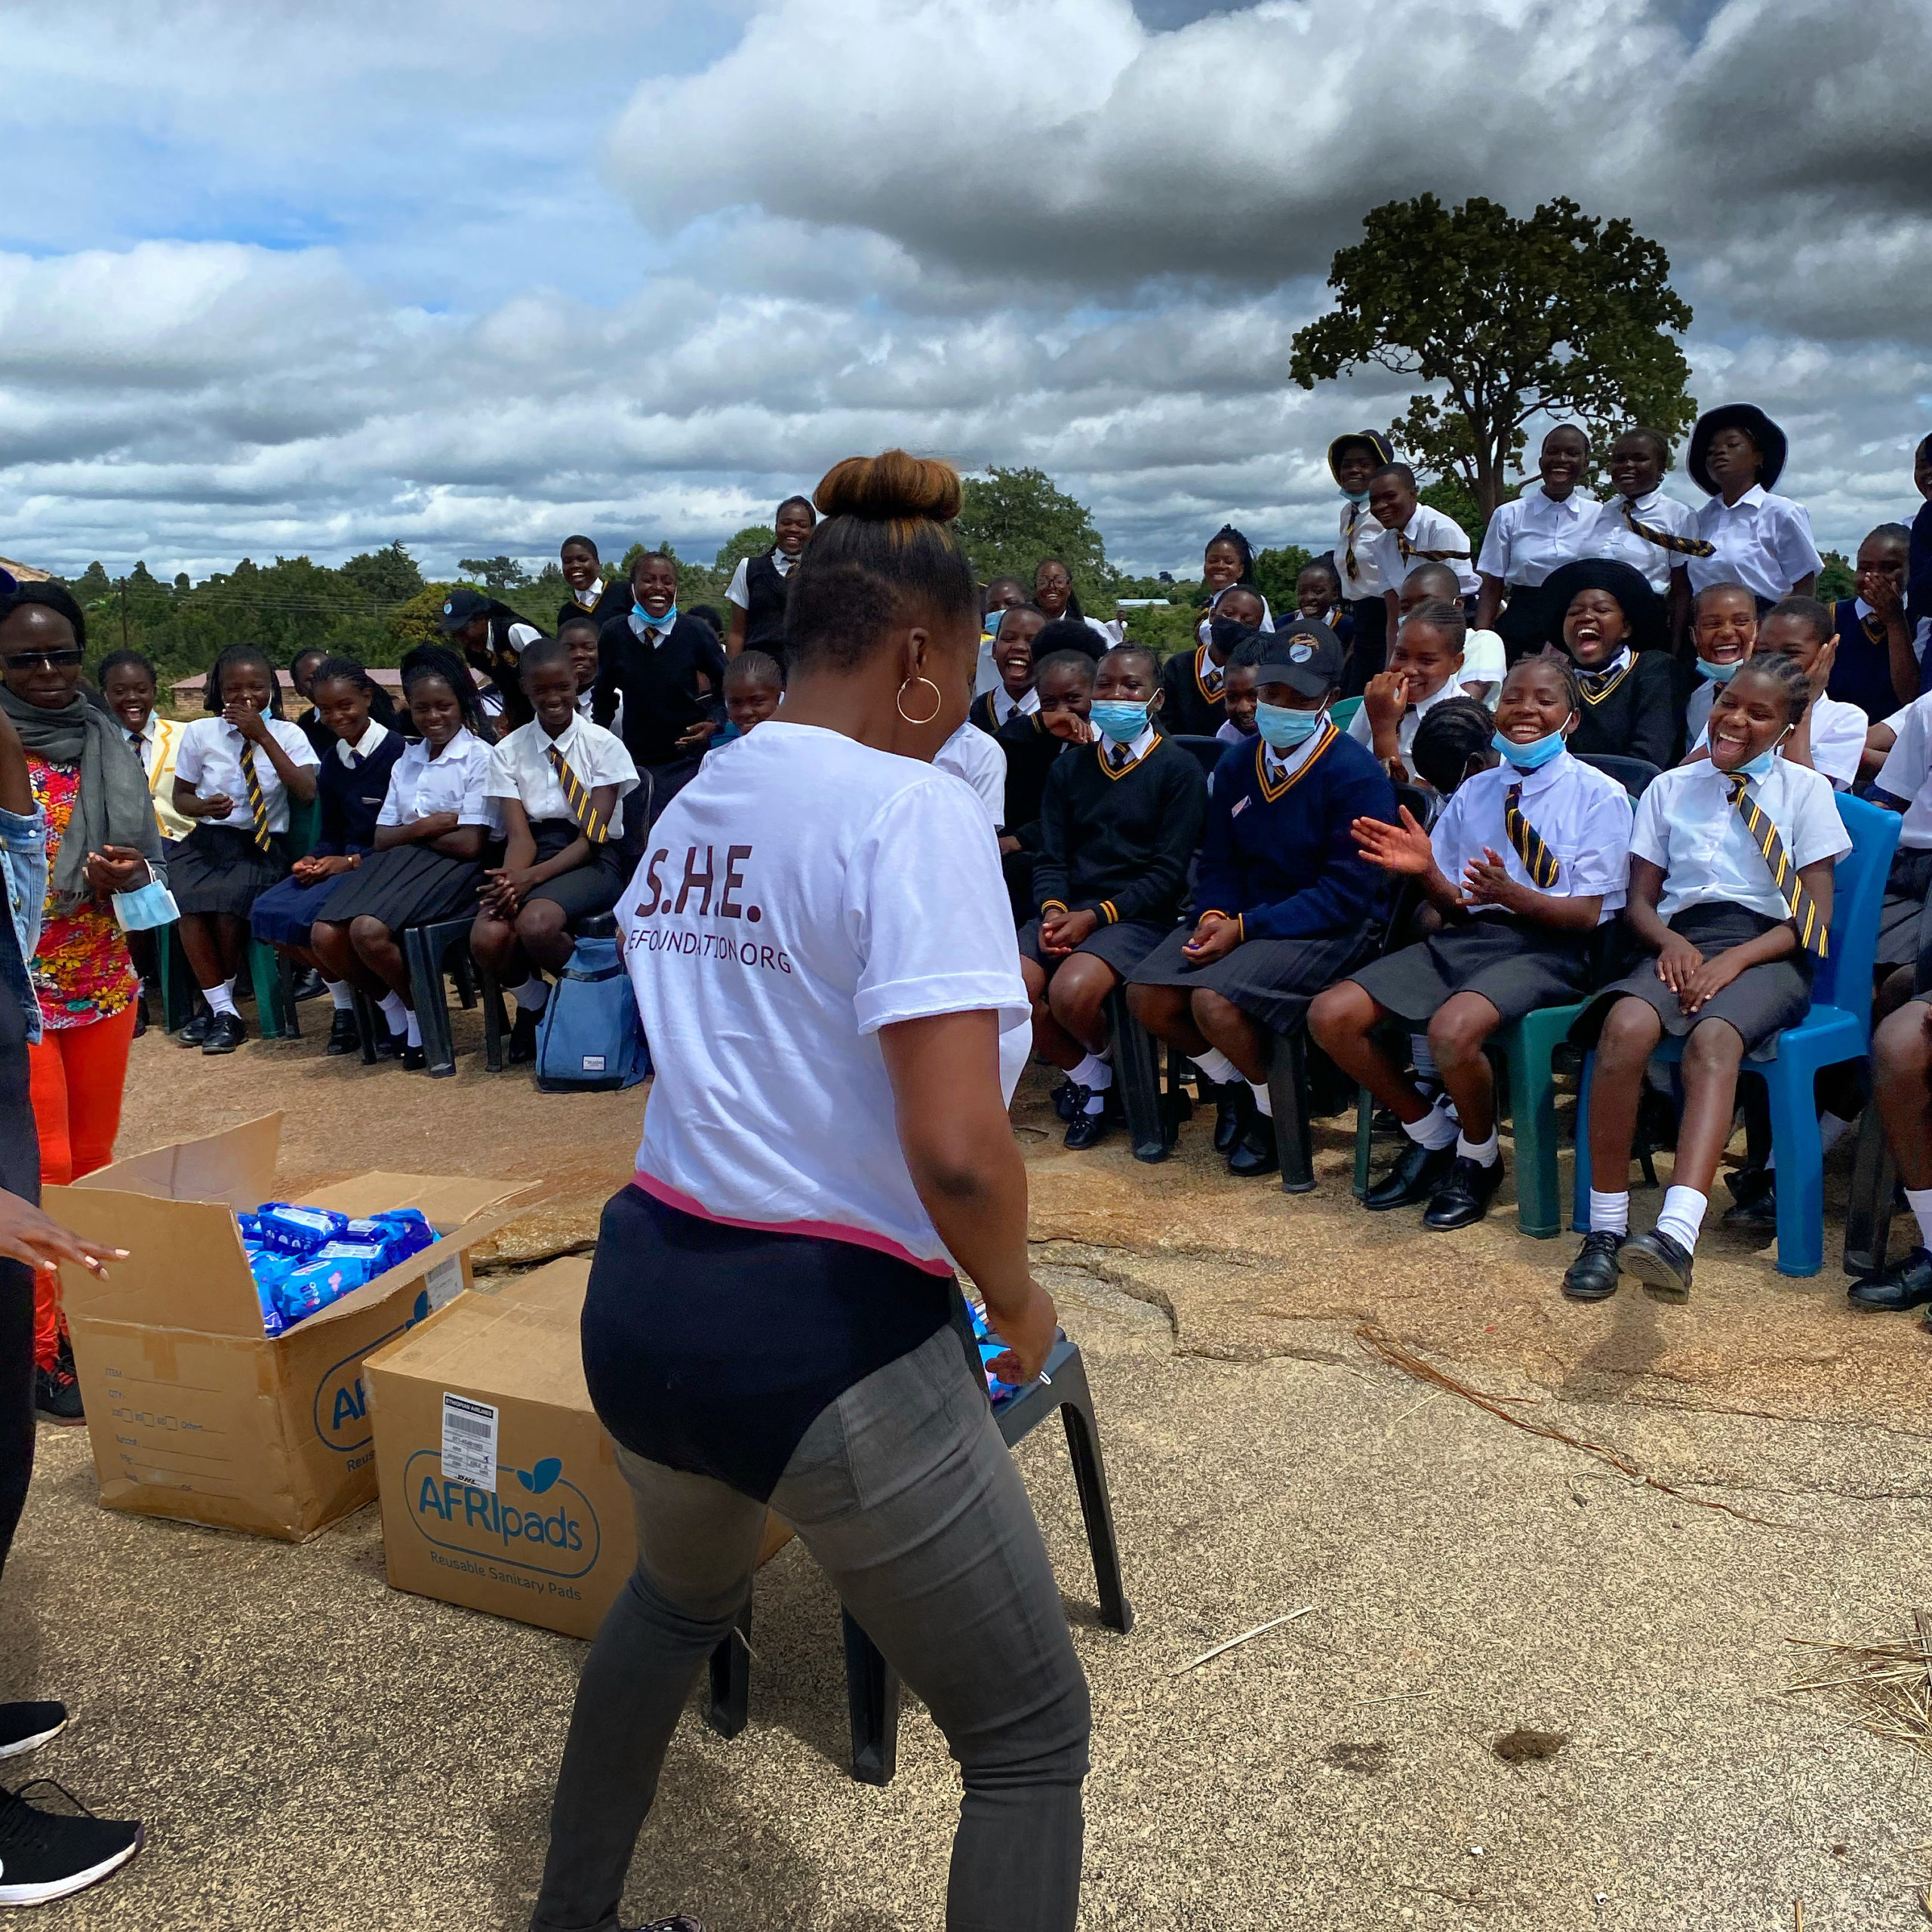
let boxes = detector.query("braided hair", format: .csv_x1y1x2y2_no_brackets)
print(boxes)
400,642,491,739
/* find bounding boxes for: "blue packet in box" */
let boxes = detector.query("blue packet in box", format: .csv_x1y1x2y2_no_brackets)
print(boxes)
343,1210,436,1270
254,1201,350,1256
274,1255,374,1324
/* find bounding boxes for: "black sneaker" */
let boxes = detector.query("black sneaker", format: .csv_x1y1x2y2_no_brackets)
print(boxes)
200,1011,246,1055
0,1780,143,1906
33,1361,83,1425
0,1704,68,1761
1561,1231,1626,1301
325,1009,360,1055
1620,1227,1695,1301
176,1010,212,1048
507,1008,541,1066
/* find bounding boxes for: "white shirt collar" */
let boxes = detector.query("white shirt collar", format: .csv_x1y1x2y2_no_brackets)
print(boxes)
1262,713,1331,783
1511,746,1574,798
773,550,798,576
335,717,390,766
1621,488,1666,516
630,608,675,641
127,714,157,746
1103,723,1158,768
1854,598,1873,621
573,577,605,608
1411,672,1466,718
1717,484,1768,512
992,685,1040,724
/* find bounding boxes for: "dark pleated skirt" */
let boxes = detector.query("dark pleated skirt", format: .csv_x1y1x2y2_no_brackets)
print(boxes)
1347,912,1595,1026
520,820,627,923
313,844,485,931
1131,923,1379,1035
1876,846,1932,971
169,823,288,918
1019,915,1171,980
1572,903,1813,1052
249,869,354,948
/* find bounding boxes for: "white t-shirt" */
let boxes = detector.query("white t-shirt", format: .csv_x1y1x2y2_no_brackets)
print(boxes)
485,715,641,840
622,722,1030,1268
933,721,1008,831
1876,693,1932,851
174,716,320,835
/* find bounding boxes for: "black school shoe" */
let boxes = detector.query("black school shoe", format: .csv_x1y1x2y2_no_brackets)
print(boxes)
1721,1168,1777,1232
626,1918,705,1932
1209,1081,1246,1155
201,1012,245,1055
0,1704,68,1761
507,1008,541,1066
1364,1140,1457,1212
0,1781,143,1907
1227,1107,1278,1178
1619,1228,1695,1301
176,1010,212,1048
291,965,328,1002
1052,1077,1080,1123
1561,1231,1626,1301
1063,1088,1113,1150
399,1043,427,1072
1847,1247,1932,1312
325,1009,360,1055
1422,1155,1505,1231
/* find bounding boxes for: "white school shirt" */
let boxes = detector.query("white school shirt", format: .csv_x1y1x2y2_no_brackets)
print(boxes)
622,721,1029,1268
724,549,795,611
1584,489,1702,594
1475,484,1601,586
1336,497,1382,600
933,720,1008,832
1686,676,1722,747
1429,751,1633,922
1875,692,1932,851
577,684,624,740
1367,506,1481,600
1461,627,1506,691
1689,692,1867,792
377,728,496,830
1346,670,1470,768
1687,486,1823,601
1631,757,1850,924
173,716,319,836
485,714,641,841
987,685,1041,728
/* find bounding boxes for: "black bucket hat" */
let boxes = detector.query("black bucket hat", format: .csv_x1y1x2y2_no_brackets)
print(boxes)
1687,404,1788,496
1327,430,1394,486
1540,558,1667,656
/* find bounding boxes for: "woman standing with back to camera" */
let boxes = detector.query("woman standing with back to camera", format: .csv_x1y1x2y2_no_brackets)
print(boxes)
528,452,1089,1932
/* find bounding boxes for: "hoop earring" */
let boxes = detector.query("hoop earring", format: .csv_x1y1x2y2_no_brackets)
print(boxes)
896,676,943,726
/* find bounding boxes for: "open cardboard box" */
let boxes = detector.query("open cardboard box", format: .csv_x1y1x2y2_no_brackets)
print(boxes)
366,1257,790,1641
48,1113,537,1542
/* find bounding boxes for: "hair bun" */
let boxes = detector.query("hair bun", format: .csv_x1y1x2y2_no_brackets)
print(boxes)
814,450,961,525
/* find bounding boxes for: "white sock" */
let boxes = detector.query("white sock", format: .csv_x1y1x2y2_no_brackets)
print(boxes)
1192,1048,1240,1087
203,980,238,1019
1401,1099,1459,1150
1589,1189,1629,1237
1247,1080,1274,1119
1818,1111,1853,1157
377,990,408,1036
1655,1185,1709,1254
510,977,549,1014
1072,1052,1112,1091
1906,1186,1932,1253
1410,1034,1438,1080
1457,1128,1500,1167
405,1011,423,1048
324,978,355,1011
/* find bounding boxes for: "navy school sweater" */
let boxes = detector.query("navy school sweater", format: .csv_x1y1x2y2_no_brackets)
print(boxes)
1032,732,1208,928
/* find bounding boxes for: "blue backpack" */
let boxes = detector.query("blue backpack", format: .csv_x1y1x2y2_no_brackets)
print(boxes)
534,920,651,1093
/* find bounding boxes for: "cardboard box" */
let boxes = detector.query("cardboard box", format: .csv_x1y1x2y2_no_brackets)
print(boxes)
365,1257,789,1640
50,1115,536,1542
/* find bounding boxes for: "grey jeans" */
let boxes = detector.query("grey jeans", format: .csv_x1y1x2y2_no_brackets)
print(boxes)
530,1324,1092,1932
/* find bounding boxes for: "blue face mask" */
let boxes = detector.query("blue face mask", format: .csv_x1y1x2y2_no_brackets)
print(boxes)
111,868,180,934
632,603,678,636
1735,745,1780,781
1344,488,1371,505
1697,657,1741,685
1491,728,1567,771
984,609,1003,638
1088,700,1149,744
1254,703,1326,749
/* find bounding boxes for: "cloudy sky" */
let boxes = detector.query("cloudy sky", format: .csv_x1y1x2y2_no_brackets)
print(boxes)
4,0,1929,582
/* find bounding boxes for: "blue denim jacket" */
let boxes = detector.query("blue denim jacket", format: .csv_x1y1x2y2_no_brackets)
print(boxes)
2,804,48,1046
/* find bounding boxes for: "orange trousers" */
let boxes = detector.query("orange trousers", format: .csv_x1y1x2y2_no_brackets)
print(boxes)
29,1002,137,1368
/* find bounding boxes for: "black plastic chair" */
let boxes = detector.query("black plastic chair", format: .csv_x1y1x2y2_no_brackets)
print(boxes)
1576,752,1663,798
706,1326,1132,1785
401,917,503,1076
1106,986,1174,1162
1843,1103,1897,1278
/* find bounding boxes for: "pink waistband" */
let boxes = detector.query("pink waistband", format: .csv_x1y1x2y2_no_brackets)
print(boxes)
631,1170,955,1278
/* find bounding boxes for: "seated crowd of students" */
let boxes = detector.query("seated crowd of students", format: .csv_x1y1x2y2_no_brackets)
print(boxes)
109,404,1932,1315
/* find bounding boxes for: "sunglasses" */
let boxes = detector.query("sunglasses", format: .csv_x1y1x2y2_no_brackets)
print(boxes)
3,648,85,670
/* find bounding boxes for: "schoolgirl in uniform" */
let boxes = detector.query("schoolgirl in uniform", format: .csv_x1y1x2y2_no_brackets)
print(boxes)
1849,974,1932,1312
715,651,784,746
724,496,817,662
1021,645,1207,1147
1583,426,1707,646
1129,626,1395,1176
1829,524,1918,719
1475,424,1600,659
309,647,496,1068
1312,656,1634,1229
1683,583,1758,747
558,534,633,635
1538,558,1678,770
1686,405,1823,610
1215,657,1260,748
170,644,321,1052
1195,528,1274,641
1163,584,1266,739
1347,600,1471,784
248,657,405,1054
1328,431,1394,693
1032,559,1120,650
1365,464,1480,632
995,648,1093,924
968,605,1045,734
288,648,333,758
1562,654,1849,1301
1398,563,1505,700
475,638,638,1063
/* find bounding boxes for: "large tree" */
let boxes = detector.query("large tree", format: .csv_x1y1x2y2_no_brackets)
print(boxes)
957,466,1116,607
1290,195,1696,518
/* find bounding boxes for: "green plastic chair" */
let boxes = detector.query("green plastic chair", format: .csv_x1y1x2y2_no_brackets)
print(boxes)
1330,695,1364,732
1351,998,1589,1239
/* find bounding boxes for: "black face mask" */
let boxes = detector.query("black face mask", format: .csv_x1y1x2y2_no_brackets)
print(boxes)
1208,617,1252,657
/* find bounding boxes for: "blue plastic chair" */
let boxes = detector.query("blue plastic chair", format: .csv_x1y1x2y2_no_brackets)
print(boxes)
1570,792,1900,1278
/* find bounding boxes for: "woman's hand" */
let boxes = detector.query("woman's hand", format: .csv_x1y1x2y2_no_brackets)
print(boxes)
1039,906,1097,955
983,1278,1060,1386
1802,632,1838,704
0,1189,125,1278
223,702,271,744
1655,934,1704,995
84,845,147,895
1180,910,1241,964
1462,848,1530,913
1363,668,1411,734
1678,949,1746,1014
674,718,717,752
1352,806,1436,878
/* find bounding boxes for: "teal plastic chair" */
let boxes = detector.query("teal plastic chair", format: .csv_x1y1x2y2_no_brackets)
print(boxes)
1331,696,1364,732
248,793,321,1039
1569,792,1900,1278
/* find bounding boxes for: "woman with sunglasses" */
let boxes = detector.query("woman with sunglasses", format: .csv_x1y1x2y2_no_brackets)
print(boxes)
0,584,164,1424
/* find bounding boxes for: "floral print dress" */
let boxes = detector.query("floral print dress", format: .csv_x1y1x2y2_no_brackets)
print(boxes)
26,755,138,1030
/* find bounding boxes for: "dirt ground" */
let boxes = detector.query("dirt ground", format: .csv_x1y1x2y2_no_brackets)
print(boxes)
8,1005,1932,1929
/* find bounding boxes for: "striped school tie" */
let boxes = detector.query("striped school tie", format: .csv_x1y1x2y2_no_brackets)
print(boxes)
1726,774,1827,956
238,743,272,851
546,744,608,843
1343,500,1364,581
1503,783,1559,888
1860,605,1887,645
1577,660,1630,703
1397,533,1470,565
1622,500,1715,558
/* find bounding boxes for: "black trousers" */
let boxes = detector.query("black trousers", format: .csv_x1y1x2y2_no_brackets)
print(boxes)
0,966,40,1581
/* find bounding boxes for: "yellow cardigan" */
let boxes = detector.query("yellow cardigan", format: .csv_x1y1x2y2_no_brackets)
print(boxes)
142,716,196,841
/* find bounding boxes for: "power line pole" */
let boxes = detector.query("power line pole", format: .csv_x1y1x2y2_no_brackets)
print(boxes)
118,577,130,651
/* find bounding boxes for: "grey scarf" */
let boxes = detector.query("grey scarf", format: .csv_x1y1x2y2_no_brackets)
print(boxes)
0,685,165,911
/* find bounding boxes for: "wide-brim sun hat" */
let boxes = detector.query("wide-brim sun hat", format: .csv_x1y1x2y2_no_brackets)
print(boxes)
1327,430,1394,485
1540,558,1667,656
1687,404,1788,496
